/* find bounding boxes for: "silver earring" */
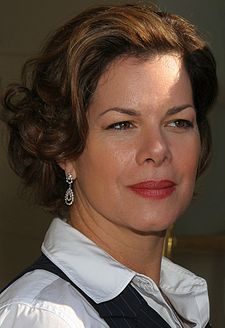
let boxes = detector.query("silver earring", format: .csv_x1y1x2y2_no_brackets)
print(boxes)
65,173,74,206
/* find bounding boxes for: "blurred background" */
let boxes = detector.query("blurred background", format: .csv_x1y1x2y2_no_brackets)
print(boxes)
0,0,224,326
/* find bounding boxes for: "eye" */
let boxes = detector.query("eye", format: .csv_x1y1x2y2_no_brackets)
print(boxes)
167,119,194,129
106,121,134,130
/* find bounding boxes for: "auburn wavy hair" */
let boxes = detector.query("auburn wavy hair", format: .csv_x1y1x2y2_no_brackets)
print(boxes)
1,3,218,217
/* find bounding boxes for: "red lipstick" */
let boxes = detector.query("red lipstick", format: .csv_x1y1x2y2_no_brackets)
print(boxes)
128,180,176,200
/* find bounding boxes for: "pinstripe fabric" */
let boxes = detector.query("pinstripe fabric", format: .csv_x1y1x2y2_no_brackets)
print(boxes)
4,253,172,327
1,253,212,327
97,283,172,327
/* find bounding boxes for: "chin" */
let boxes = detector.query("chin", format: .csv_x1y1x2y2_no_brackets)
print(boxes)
131,227,167,237
128,219,174,236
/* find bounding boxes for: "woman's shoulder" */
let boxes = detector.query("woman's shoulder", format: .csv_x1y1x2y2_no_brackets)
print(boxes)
0,269,59,301
0,269,102,328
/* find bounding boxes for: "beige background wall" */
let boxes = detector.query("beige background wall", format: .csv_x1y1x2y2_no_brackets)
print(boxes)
0,0,225,326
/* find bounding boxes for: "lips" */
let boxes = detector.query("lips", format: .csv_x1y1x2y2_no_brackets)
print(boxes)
128,180,176,200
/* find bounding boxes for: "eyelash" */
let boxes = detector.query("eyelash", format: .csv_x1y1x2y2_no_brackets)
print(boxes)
106,121,134,130
167,119,194,129
106,119,194,131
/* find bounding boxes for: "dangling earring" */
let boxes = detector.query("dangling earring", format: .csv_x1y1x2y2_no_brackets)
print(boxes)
65,173,74,206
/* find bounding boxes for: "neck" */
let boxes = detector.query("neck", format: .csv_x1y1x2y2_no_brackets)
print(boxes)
69,199,166,286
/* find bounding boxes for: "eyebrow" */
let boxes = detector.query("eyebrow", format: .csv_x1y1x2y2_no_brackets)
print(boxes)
99,107,141,117
98,104,194,118
166,104,195,116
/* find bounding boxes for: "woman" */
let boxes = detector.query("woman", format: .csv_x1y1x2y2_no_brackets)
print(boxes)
0,3,217,327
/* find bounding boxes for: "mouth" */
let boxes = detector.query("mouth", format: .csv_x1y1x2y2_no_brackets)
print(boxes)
128,180,176,200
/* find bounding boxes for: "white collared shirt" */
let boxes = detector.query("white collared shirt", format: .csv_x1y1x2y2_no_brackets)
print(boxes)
0,218,210,327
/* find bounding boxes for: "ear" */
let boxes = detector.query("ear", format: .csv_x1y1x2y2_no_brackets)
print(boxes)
58,160,77,180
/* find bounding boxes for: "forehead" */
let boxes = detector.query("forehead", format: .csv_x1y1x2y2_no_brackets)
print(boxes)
98,53,182,84
90,54,192,113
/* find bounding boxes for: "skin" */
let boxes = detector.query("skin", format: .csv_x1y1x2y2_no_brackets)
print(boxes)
62,54,201,284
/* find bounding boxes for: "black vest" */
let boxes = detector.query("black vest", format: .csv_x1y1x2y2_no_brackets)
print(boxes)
1,253,211,328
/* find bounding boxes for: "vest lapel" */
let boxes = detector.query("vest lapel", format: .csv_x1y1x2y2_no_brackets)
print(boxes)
97,283,172,327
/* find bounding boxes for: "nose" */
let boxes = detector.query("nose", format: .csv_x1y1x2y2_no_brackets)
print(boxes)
135,127,172,167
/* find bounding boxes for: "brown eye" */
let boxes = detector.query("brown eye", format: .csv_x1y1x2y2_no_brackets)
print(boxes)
168,119,193,128
107,121,134,130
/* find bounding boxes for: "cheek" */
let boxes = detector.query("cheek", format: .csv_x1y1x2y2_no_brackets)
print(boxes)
177,138,201,178
74,142,135,183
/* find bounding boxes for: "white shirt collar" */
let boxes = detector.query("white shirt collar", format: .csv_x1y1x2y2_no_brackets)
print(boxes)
42,218,135,303
42,218,209,326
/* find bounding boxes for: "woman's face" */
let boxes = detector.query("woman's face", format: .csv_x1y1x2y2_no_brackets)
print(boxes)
67,54,201,233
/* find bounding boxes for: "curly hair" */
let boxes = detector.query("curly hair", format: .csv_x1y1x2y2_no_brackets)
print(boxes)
1,3,218,217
